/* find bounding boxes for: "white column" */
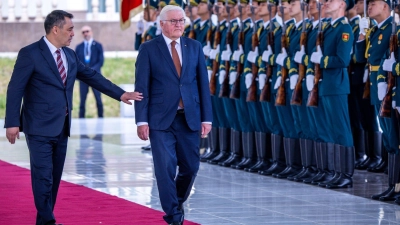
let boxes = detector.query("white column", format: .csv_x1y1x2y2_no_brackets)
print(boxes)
52,0,58,10
8,0,15,22
20,0,28,21
106,0,113,16
36,0,43,22
92,0,99,20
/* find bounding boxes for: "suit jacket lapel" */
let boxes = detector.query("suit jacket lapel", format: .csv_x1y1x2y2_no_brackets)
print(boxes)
156,36,179,78
39,38,64,87
180,37,188,78
63,48,75,87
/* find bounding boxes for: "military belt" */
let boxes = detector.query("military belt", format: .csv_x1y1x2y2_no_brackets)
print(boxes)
369,65,380,72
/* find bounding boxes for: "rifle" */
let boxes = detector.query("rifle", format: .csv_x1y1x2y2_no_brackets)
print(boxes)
379,2,397,118
306,0,323,107
260,3,274,102
275,0,288,106
230,2,244,99
219,0,233,98
290,0,307,105
188,0,196,39
204,0,213,60
246,0,259,102
209,4,221,95
362,0,371,99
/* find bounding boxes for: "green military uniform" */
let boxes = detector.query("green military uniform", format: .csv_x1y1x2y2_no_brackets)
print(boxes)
356,16,393,160
134,0,160,50
315,12,355,189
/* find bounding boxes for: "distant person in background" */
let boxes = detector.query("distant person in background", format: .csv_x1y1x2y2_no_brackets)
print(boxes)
76,25,104,118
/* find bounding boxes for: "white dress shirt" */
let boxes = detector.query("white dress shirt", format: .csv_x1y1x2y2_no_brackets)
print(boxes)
43,36,68,77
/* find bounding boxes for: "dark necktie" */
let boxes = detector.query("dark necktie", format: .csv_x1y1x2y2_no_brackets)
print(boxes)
56,49,66,86
171,41,183,108
85,42,90,57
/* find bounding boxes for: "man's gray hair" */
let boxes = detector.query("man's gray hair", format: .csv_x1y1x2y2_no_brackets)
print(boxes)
159,5,185,20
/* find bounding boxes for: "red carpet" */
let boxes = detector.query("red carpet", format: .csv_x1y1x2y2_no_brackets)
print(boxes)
0,160,200,225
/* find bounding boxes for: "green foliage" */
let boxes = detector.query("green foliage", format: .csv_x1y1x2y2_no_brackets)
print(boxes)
0,57,136,119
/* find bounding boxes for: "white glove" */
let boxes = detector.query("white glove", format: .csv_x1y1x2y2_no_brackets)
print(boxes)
245,73,253,89
276,48,288,66
290,74,299,90
221,45,232,61
377,82,388,101
294,45,305,64
359,17,369,36
207,70,213,81
232,45,244,62
382,52,396,72
306,75,315,91
258,74,266,90
397,107,400,113
310,46,323,64
393,100,396,109
229,72,237,85
209,44,220,60
262,45,273,63
203,41,212,57
274,76,282,89
137,20,144,34
247,47,259,64
363,69,369,83
218,70,226,84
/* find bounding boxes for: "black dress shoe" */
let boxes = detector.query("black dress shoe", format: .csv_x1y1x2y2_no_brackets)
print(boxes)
141,144,151,151
372,186,394,200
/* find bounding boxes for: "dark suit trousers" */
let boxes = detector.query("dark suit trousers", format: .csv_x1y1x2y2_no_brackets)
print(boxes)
149,112,200,224
25,118,69,225
79,81,103,118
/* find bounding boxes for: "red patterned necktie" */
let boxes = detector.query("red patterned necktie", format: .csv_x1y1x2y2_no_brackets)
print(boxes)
171,41,184,108
56,49,67,86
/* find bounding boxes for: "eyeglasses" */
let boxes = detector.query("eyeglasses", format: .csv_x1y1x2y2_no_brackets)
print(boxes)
163,18,186,26
82,30,90,34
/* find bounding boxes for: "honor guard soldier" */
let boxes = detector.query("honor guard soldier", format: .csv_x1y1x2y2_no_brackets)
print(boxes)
300,0,330,184
356,0,393,177
308,0,355,189
272,0,304,179
135,0,160,50
258,0,292,176
371,0,400,201
208,0,241,165
201,1,225,163
218,0,251,168
244,0,280,173
184,0,201,38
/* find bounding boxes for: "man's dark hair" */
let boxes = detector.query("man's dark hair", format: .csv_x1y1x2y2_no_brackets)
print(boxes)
44,10,74,34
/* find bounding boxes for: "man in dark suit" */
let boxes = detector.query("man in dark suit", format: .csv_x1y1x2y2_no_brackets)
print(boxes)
75,25,105,118
4,10,142,225
134,5,212,225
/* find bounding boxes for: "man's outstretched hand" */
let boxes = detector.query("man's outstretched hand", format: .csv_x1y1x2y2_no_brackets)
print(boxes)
121,92,143,105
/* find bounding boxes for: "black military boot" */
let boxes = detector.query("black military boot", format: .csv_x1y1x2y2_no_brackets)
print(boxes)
259,134,286,176
287,139,307,181
318,144,342,187
377,153,400,201
356,131,382,170
326,146,354,189
208,128,231,164
273,138,302,179
235,132,257,170
367,150,388,173
230,132,250,168
219,129,243,167
292,139,317,182
303,141,322,183
353,129,366,167
200,127,220,162
245,132,272,172
311,143,335,185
